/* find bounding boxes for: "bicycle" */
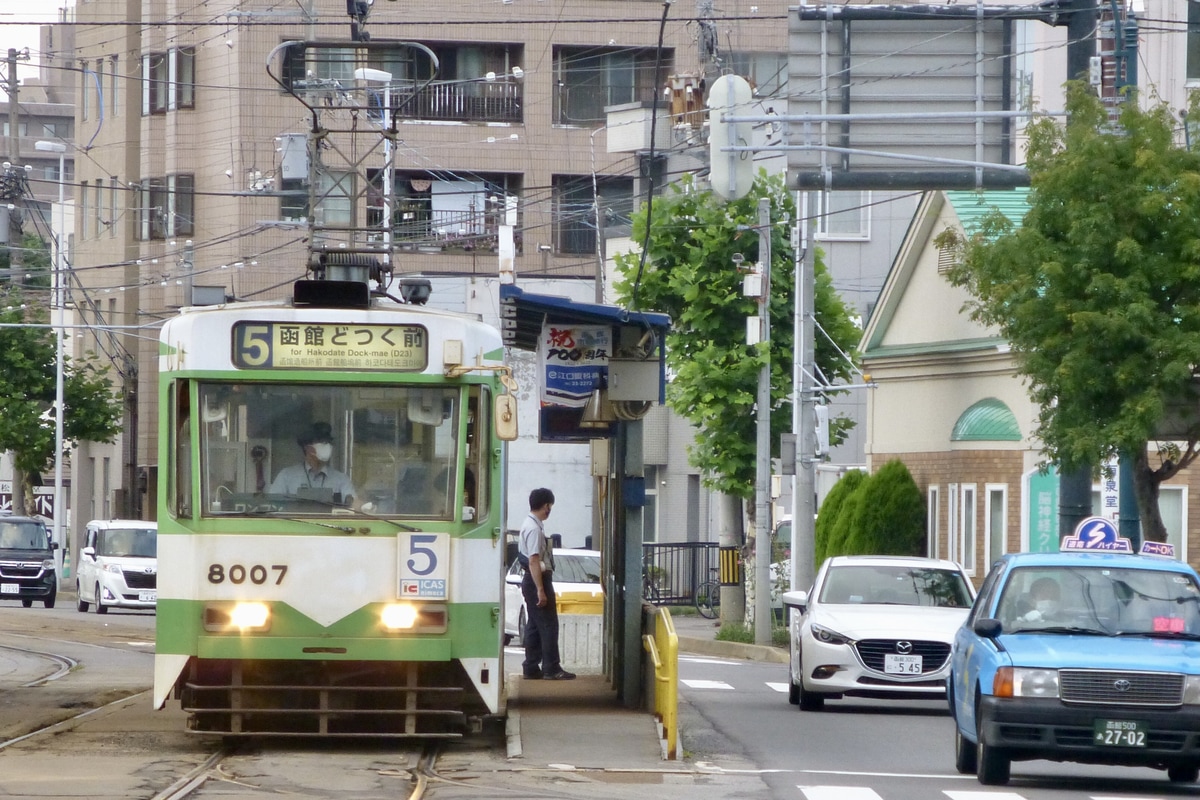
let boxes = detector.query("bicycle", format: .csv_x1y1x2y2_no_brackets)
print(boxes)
694,569,721,619
643,567,664,605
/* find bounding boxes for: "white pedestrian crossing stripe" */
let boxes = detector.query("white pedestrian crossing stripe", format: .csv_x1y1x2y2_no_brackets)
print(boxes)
679,679,734,690
799,787,882,799
766,682,789,693
798,788,1172,800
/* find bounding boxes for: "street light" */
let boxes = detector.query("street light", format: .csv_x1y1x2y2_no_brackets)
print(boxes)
34,140,66,576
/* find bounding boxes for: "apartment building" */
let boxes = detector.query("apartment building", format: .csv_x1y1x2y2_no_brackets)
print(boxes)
65,0,791,542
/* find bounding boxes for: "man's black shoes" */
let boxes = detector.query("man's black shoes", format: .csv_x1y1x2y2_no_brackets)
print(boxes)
543,670,576,680
523,671,543,680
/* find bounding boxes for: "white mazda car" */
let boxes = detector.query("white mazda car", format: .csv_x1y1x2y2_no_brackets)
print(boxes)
504,548,602,645
782,555,975,710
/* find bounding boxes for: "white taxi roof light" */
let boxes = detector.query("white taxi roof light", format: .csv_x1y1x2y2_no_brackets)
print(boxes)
230,602,270,629
382,603,419,630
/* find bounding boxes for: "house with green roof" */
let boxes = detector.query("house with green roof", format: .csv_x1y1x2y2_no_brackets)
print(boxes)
858,189,1192,579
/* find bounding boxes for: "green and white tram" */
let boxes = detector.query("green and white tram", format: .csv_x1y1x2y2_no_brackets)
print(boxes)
153,279,516,737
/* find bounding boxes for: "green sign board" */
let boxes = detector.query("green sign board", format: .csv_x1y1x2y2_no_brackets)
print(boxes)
1026,466,1059,553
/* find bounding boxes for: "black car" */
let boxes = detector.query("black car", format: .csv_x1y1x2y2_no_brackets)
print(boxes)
0,515,58,608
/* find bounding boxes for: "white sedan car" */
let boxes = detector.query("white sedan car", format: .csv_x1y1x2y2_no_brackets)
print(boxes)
504,548,602,645
782,555,975,710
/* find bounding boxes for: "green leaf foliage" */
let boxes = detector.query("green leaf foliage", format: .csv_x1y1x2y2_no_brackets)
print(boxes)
839,460,925,556
612,172,861,500
945,83,1200,541
0,290,123,484
813,468,867,565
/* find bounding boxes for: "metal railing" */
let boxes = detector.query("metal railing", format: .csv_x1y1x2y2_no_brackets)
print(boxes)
641,542,719,606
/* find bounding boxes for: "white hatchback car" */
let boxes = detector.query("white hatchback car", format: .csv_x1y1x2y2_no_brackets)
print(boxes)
75,519,158,614
782,555,975,710
504,548,602,645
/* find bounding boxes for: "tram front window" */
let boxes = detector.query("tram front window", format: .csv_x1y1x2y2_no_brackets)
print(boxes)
196,383,462,518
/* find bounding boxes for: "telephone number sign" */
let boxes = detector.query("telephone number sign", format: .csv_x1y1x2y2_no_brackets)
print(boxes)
233,322,428,371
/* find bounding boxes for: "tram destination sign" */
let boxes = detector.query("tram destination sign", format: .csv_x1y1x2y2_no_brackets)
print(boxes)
232,321,428,370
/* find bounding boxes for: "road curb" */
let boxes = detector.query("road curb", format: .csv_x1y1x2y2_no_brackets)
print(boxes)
677,636,788,663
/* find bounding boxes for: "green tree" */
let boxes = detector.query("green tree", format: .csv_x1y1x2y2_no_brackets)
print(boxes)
813,468,867,564
0,290,123,513
945,83,1200,543
842,460,925,556
0,233,52,290
612,172,861,513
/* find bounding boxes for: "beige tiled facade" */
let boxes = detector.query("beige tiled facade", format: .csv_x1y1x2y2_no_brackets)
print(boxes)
67,0,788,536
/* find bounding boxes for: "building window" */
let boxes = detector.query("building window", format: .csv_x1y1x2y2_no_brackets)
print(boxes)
109,177,118,237
137,174,194,239
960,484,977,576
927,486,940,559
643,465,659,542
110,55,120,117
816,191,871,240
80,180,89,240
315,170,353,227
553,46,669,126
93,180,102,239
1189,2,1200,83
280,178,307,221
172,47,196,109
552,174,633,255
80,60,89,121
985,484,1007,566
727,52,787,98
143,48,195,115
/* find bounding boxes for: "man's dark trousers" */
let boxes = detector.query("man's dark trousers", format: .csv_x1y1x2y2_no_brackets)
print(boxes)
521,571,562,677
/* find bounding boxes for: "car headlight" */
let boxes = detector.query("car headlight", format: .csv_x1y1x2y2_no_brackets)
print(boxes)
41,559,55,570
104,564,123,574
810,623,853,646
994,667,1060,698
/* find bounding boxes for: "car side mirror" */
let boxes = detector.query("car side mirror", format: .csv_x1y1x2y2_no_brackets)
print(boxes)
782,589,808,613
82,546,96,558
974,617,1003,638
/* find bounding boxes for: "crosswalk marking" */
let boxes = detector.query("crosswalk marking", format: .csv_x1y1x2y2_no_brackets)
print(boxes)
799,786,882,799
766,682,789,693
680,678,734,690
943,792,1026,800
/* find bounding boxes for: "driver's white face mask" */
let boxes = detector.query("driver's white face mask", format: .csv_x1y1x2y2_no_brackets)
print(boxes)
1035,599,1057,615
312,443,334,463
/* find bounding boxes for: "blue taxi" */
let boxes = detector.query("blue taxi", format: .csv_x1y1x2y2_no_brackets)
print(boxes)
948,523,1200,786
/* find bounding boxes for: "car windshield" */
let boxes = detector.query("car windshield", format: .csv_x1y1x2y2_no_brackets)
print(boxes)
98,528,157,558
0,521,48,549
555,554,602,585
818,564,973,607
996,565,1200,635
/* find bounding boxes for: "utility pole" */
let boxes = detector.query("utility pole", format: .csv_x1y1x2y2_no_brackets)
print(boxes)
753,196,772,645
1058,0,1099,540
6,49,17,167
791,193,817,596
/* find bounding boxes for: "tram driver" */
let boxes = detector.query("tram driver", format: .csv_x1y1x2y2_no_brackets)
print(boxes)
269,421,359,508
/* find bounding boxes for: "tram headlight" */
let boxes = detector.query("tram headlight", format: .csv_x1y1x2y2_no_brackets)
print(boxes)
229,602,270,630
381,603,419,630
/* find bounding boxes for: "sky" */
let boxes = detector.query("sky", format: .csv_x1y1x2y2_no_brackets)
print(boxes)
0,2,68,83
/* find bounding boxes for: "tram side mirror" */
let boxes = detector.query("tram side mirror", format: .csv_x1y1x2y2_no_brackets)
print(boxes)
495,394,518,441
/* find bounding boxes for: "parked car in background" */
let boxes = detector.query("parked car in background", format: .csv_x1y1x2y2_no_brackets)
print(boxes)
949,546,1200,786
0,515,57,608
782,555,975,710
504,548,602,645
75,519,158,613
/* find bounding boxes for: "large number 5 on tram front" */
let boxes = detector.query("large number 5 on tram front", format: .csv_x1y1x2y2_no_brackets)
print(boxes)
236,324,272,367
